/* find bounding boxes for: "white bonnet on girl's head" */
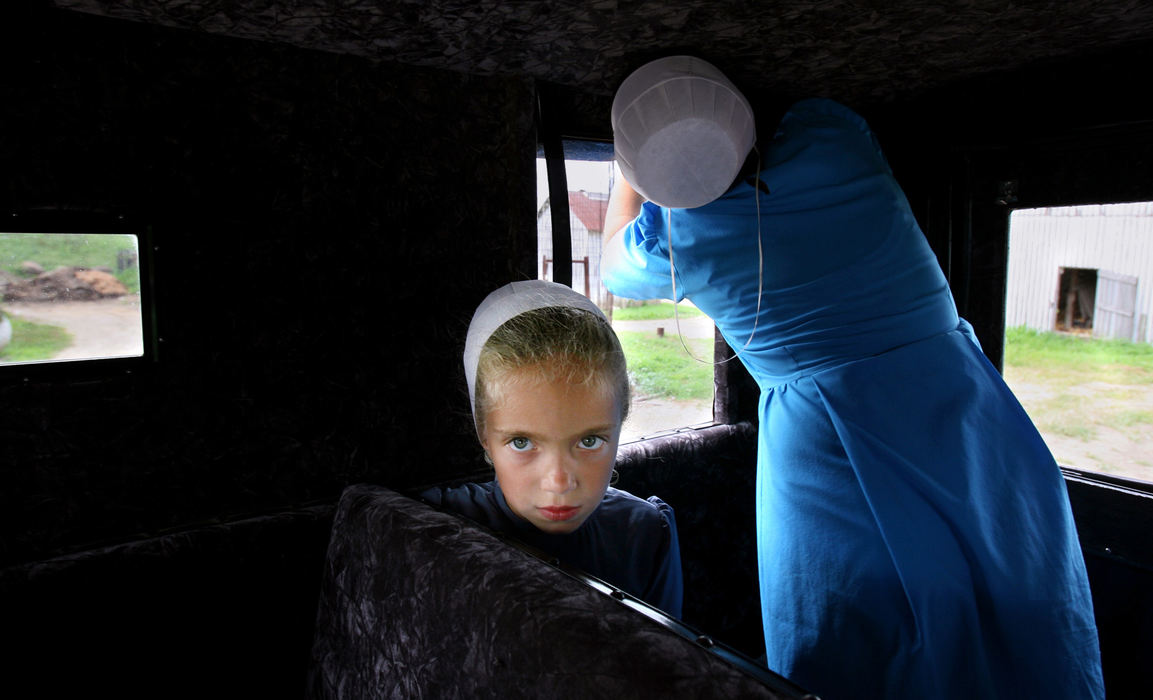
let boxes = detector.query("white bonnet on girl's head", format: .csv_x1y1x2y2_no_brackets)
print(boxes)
611,55,756,210
464,280,605,429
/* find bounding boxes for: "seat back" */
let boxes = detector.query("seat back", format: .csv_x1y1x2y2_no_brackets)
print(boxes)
308,483,807,699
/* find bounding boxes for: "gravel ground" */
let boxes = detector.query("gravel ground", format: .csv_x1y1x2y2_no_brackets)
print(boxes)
1,296,144,362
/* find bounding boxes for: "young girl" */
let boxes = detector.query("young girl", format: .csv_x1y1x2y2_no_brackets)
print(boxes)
421,279,683,617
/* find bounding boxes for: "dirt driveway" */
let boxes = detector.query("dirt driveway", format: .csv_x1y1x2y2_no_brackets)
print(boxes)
2,296,144,362
1004,368,1153,484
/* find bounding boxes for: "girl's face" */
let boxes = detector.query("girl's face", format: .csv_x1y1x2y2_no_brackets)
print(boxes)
480,367,622,534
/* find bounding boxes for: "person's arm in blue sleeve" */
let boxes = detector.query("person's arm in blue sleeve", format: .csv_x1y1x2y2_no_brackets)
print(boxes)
600,177,682,302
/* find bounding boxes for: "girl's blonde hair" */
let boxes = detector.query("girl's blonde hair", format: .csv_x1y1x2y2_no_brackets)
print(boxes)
474,305,630,435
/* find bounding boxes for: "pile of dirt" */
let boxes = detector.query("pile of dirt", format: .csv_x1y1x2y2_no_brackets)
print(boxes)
2,265,128,302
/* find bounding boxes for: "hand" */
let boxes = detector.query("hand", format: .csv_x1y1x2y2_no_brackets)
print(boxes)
604,175,645,245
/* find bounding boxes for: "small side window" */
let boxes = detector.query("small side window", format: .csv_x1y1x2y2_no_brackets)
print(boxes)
1,224,147,367
1004,202,1153,482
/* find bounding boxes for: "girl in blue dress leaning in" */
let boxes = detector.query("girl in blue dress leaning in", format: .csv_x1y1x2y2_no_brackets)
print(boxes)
421,279,683,617
602,55,1103,699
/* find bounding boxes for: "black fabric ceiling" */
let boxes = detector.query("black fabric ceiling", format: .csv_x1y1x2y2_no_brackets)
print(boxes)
51,0,1153,106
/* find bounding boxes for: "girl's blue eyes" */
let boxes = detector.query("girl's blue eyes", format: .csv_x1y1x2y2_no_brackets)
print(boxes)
505,435,606,452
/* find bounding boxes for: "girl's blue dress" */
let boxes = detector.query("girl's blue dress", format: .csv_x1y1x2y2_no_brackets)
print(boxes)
602,98,1103,699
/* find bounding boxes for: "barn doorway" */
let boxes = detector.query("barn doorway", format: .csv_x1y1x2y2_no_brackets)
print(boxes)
1053,266,1140,340
1055,266,1097,333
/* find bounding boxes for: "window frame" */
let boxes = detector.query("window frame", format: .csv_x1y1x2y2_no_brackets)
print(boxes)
0,210,158,381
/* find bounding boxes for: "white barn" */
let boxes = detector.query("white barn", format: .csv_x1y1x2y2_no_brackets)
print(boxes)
536,189,611,309
1006,202,1153,343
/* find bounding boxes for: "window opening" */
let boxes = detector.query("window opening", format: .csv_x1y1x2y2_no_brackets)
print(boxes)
1,229,145,366
536,141,715,443
1004,202,1153,482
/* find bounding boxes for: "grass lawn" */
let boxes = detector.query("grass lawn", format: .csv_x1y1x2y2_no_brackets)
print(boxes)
616,329,714,400
612,301,704,321
1005,326,1153,383
1,232,141,293
0,316,72,363
1004,326,1153,479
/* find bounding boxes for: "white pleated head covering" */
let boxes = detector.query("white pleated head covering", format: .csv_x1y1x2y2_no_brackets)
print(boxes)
464,280,605,430
612,55,756,209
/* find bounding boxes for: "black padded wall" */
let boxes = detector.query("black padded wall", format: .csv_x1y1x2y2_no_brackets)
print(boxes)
1,506,335,699
0,2,537,567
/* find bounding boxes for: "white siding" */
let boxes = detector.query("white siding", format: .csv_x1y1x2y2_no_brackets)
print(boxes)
1007,202,1153,342
536,199,609,308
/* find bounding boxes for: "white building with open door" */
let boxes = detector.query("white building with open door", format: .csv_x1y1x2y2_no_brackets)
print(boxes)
1007,202,1153,343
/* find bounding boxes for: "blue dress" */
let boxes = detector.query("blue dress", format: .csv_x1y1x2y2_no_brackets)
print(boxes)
420,481,684,617
602,98,1103,698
